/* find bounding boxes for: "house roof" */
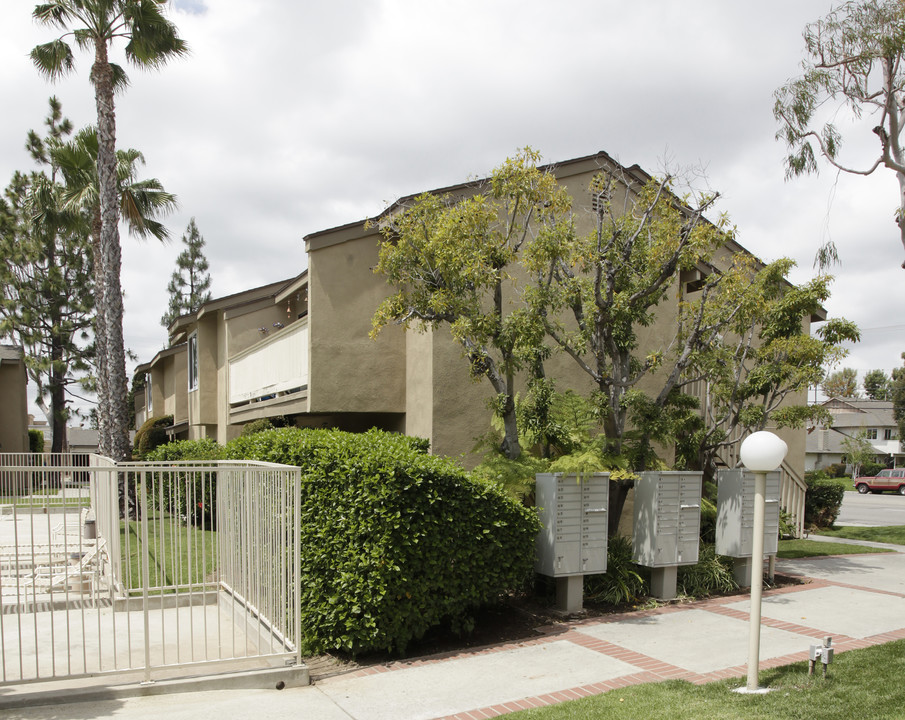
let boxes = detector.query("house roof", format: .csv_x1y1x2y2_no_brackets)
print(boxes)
820,398,896,429
0,344,24,363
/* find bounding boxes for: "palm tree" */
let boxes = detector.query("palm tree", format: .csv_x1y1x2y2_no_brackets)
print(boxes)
53,126,178,456
31,1,187,460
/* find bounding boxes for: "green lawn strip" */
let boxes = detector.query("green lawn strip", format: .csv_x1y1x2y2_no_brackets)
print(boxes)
813,525,905,546
120,518,217,591
777,539,891,558
509,639,905,719
818,477,854,493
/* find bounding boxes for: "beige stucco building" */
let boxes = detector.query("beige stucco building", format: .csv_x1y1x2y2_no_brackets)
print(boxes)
133,151,815,483
0,345,29,453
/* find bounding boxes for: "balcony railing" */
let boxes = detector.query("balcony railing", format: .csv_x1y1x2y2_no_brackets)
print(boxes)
228,319,308,407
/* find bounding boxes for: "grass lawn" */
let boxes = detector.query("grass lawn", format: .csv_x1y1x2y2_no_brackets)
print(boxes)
120,516,217,591
776,538,893,558
813,525,905,546
509,639,905,719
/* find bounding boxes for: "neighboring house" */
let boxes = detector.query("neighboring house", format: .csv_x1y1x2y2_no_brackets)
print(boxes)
133,151,816,480
806,398,903,471
0,345,29,453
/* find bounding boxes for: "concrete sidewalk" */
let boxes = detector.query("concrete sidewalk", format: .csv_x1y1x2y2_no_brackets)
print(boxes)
4,548,905,720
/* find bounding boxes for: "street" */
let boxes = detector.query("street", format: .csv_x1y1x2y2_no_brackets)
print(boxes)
835,490,905,527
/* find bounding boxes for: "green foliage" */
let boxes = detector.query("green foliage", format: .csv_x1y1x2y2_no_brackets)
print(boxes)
677,544,737,598
822,367,858,398
161,218,212,328
841,430,876,478
863,369,893,400
240,418,275,436
804,475,845,529
133,415,173,459
145,438,222,529
860,461,884,477
224,427,540,655
775,0,905,268
583,535,647,605
698,495,717,544
28,429,44,453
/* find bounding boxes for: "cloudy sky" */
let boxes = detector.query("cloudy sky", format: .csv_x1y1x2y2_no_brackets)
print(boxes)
1,0,903,420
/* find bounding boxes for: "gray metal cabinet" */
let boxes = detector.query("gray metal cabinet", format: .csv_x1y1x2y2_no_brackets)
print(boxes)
632,471,702,567
715,468,780,558
535,473,609,577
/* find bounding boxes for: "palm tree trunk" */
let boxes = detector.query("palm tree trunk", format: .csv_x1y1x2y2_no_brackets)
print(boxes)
92,40,130,462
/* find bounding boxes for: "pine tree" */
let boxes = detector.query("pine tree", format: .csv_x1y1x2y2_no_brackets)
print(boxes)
161,218,212,328
0,98,95,452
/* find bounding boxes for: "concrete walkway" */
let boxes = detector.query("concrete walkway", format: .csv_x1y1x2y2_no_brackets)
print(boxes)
4,547,905,720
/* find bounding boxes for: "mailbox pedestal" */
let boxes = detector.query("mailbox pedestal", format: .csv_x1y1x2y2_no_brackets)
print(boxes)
632,471,702,599
535,473,609,612
715,469,780,587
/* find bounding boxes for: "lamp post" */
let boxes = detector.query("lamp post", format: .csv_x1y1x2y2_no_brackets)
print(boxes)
738,430,788,693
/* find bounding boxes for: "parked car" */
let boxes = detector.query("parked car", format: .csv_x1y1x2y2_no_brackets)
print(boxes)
853,468,905,495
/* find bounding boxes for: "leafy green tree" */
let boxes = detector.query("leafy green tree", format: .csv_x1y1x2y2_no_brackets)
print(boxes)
863,368,893,400
0,98,94,452
842,430,877,479
774,0,905,268
892,354,905,443
161,218,212,328
679,260,859,480
372,149,571,459
822,367,859,398
522,166,740,465
32,0,188,461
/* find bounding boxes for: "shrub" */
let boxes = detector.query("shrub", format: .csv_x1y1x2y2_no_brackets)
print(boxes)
28,429,44,453
133,415,173,459
805,475,845,529
860,461,884,478
677,544,736,597
223,427,539,655
144,439,222,528
583,535,647,605
240,418,275,436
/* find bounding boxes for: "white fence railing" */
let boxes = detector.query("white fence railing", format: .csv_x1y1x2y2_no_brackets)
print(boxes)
0,454,302,686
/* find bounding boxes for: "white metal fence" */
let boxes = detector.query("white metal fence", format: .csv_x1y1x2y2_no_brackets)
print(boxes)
0,454,301,686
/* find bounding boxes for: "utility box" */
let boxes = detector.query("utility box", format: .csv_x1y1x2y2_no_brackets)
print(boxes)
715,468,780,583
632,471,702,599
535,473,609,612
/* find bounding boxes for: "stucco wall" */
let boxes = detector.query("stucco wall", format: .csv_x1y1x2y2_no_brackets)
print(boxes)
307,230,405,414
0,358,28,453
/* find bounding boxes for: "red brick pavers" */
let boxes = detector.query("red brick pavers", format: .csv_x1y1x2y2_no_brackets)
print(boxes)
334,560,905,720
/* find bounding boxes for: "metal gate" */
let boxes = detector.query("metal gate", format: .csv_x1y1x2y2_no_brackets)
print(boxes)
0,454,301,686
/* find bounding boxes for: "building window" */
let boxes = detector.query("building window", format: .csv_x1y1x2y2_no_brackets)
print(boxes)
866,428,878,440
188,333,199,391
145,373,152,415
884,428,897,441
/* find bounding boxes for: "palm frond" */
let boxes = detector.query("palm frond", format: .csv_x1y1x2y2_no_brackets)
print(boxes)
30,40,75,80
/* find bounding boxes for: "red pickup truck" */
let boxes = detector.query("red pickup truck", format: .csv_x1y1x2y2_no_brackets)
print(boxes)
853,468,905,495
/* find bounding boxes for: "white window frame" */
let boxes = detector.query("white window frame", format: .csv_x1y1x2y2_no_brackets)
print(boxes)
884,428,897,441
145,372,153,415
188,333,199,391
866,428,878,440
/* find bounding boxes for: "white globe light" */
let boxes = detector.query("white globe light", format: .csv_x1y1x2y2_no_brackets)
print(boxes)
740,431,788,472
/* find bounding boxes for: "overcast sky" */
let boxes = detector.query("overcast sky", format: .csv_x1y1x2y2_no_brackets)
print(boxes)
2,0,903,421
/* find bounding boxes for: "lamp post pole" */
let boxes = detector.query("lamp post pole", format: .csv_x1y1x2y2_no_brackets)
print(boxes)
738,430,788,694
746,469,767,692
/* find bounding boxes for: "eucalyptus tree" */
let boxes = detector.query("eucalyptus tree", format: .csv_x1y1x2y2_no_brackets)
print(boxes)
161,218,212,328
31,0,187,460
774,0,905,268
0,99,94,452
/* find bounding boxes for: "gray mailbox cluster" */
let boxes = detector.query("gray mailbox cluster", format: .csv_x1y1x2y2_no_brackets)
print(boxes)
535,473,609,612
632,471,702,599
715,468,780,586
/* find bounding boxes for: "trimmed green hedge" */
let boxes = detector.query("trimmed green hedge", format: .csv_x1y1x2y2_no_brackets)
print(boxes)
805,476,845,529
149,428,538,655
223,427,538,655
